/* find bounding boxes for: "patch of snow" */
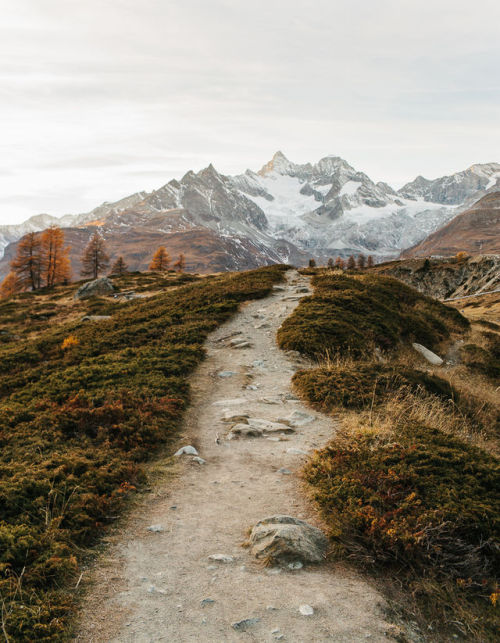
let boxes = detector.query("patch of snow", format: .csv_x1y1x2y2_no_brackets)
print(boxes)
340,180,360,197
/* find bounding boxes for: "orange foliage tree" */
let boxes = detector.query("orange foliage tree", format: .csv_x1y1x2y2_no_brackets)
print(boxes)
334,256,345,270
150,246,170,271
0,272,21,298
10,232,43,290
41,225,71,287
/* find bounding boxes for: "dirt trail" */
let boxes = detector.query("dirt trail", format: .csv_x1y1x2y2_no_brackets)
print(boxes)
75,271,392,642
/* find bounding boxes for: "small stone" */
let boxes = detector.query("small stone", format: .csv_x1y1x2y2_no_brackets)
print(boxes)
412,343,443,366
232,617,260,631
266,605,278,611
208,554,234,563
271,628,280,634
288,561,303,570
174,445,198,456
191,456,206,464
278,468,292,475
218,371,237,377
227,424,263,439
170,505,177,510
286,410,315,426
147,585,156,593
246,384,258,390
146,524,164,533
206,565,218,570
299,604,314,616
275,635,285,640
200,598,215,607
286,448,307,455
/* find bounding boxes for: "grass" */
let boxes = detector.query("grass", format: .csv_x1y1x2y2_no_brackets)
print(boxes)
0,265,288,641
277,272,468,358
277,271,499,640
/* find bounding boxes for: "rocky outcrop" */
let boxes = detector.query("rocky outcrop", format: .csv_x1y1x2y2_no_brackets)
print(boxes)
74,277,115,300
247,515,328,565
376,254,500,300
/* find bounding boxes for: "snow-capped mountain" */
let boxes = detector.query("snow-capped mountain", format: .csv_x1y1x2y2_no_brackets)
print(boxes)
1,152,499,277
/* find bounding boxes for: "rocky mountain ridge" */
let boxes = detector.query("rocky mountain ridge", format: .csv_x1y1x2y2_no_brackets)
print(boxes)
1,152,499,277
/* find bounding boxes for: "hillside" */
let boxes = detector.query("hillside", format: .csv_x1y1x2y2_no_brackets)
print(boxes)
403,192,500,257
374,254,500,300
1,155,500,280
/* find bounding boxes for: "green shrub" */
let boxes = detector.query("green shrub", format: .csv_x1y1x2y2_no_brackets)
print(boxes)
277,273,468,358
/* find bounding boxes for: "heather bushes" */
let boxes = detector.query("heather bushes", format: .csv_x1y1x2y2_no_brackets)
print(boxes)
277,273,468,357
0,265,287,640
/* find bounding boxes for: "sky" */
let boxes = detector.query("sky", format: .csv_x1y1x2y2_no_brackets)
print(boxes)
0,0,499,225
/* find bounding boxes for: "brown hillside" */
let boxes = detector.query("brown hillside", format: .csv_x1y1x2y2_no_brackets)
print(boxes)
403,191,500,257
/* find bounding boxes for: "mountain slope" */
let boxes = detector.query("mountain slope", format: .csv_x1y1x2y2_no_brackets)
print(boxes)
1,153,499,279
403,192,500,257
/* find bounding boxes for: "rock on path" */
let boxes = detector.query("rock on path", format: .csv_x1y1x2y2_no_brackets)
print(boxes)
74,270,392,642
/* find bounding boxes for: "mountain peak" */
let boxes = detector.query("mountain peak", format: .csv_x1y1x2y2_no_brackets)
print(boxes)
258,151,294,176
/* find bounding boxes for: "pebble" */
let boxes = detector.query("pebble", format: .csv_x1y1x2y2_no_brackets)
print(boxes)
232,617,261,631
208,554,234,563
218,371,237,377
271,628,280,634
278,468,292,475
299,604,314,616
231,341,251,349
288,561,303,570
191,456,206,464
267,605,278,611
200,598,215,607
146,524,164,532
286,448,308,455
174,445,198,456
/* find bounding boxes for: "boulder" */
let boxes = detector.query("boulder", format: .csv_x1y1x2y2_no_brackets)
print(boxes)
74,277,116,300
227,424,263,439
248,515,327,565
412,343,444,365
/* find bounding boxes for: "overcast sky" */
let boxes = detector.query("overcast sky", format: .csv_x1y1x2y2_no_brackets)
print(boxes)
1,0,499,224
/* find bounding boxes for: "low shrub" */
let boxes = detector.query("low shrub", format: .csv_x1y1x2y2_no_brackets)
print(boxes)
0,264,288,640
277,273,468,358
304,423,500,639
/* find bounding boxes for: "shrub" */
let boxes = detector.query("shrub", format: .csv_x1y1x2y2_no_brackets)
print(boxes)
277,273,468,358
0,264,288,639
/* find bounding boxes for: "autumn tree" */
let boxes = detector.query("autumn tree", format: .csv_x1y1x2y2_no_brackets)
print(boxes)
173,252,186,272
41,226,71,287
346,255,356,270
308,258,316,268
357,254,366,270
334,256,345,270
110,256,128,276
0,272,21,298
81,232,109,279
367,255,375,268
11,232,43,290
327,257,334,269
149,246,170,271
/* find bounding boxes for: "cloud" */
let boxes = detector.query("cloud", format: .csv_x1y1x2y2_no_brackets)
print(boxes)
0,0,499,223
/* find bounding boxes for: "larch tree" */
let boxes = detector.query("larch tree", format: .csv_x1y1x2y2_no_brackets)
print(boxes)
41,225,71,287
367,255,375,268
346,255,356,270
11,232,43,290
357,254,366,269
149,246,170,271
110,256,128,276
334,256,345,270
80,232,109,279
327,257,334,269
173,252,186,272
308,258,316,268
0,272,21,298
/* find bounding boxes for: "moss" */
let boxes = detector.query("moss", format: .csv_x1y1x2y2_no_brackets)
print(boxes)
0,264,288,640
277,273,468,358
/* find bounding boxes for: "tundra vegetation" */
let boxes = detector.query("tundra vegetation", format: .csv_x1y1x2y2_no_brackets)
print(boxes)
0,265,287,640
278,271,499,641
